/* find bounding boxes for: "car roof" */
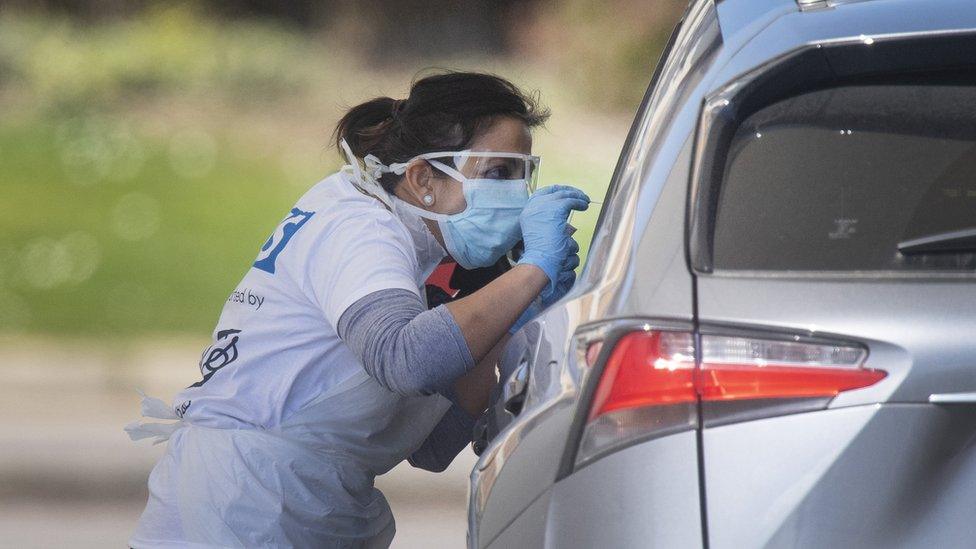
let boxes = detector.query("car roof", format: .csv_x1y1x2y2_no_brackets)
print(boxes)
707,0,976,96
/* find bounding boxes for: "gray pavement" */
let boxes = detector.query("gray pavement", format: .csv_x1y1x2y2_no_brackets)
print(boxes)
0,336,475,548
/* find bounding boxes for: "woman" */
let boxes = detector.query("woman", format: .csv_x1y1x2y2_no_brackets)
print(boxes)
126,71,589,548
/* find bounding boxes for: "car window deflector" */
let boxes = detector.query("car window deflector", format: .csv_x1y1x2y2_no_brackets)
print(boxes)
897,227,976,254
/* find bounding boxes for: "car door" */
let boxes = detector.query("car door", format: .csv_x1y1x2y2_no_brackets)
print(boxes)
469,2,724,546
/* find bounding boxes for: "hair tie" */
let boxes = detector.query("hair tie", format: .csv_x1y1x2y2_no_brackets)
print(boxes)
391,99,406,118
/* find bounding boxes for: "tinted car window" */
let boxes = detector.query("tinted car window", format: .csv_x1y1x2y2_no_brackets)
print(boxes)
713,83,976,271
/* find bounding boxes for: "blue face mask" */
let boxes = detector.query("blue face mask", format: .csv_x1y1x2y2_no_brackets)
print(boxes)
395,170,528,269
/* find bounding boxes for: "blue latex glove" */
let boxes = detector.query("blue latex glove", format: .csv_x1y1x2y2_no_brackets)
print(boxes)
541,238,580,307
517,185,589,292
509,245,580,334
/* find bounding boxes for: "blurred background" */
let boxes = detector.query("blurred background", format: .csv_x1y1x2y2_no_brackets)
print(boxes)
0,0,683,546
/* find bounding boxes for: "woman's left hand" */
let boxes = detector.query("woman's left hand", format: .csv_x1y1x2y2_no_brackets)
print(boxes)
507,239,579,334
541,238,579,307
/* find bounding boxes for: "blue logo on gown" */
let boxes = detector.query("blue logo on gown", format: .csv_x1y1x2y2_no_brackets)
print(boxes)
253,207,315,274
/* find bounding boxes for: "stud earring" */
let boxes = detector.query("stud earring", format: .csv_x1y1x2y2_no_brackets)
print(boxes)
422,194,434,206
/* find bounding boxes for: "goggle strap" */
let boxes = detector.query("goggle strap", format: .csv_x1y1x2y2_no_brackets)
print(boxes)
426,159,468,183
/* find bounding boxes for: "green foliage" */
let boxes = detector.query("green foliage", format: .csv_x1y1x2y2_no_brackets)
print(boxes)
0,118,301,335
522,0,685,112
0,6,333,113
0,7,640,336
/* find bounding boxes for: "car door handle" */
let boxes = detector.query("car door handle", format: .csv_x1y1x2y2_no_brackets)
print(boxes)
502,360,530,415
929,392,976,404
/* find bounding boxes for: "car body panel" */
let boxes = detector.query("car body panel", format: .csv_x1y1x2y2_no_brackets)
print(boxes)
484,490,551,549
474,400,576,545
704,404,976,548
545,432,703,549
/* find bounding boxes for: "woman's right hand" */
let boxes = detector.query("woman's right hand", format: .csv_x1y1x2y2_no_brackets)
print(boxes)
517,185,590,290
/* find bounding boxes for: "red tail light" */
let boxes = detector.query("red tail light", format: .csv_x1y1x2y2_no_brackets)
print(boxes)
696,334,885,401
588,331,696,420
575,328,885,467
698,364,886,401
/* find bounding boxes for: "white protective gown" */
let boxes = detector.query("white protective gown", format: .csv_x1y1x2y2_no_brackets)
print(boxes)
127,171,452,548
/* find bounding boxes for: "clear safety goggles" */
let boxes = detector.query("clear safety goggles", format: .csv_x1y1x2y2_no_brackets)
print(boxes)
387,150,541,192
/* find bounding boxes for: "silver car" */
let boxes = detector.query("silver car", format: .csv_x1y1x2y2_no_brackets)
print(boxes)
468,0,976,547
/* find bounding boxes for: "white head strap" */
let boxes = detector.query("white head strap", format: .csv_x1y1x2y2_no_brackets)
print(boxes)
339,138,394,209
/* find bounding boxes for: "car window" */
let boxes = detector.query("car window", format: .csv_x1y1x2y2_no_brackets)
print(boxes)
713,82,976,272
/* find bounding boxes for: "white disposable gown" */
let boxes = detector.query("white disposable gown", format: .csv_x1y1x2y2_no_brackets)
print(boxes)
127,172,453,548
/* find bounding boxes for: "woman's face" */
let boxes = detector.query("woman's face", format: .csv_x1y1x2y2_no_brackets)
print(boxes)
397,115,533,248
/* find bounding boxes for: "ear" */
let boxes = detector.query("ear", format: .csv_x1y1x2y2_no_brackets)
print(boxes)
400,160,436,207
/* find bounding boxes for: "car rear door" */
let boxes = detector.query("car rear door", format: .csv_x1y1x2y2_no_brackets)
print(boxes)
689,28,976,548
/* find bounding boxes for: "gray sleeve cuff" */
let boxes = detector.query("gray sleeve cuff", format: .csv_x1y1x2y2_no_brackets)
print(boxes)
407,403,477,472
337,288,475,396
435,304,476,377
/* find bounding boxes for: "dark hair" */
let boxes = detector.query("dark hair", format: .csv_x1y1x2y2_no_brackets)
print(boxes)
334,71,550,192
